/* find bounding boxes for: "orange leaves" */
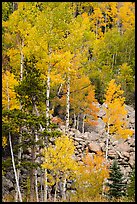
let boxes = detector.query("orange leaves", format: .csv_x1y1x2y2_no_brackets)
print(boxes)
74,151,109,199
83,151,109,174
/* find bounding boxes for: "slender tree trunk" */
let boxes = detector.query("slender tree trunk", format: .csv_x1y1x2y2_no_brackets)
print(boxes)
44,169,48,202
30,135,35,202
54,181,58,202
62,176,67,201
32,100,45,202
33,101,42,202
103,121,110,196
96,20,98,40
82,114,85,133
104,13,107,33
112,54,114,69
15,43,24,202
15,133,22,202
44,64,51,201
46,65,51,128
6,73,22,202
9,132,23,202
106,138,109,160
76,114,79,130
105,120,110,160
35,170,39,202
35,131,39,202
117,2,123,33
40,173,43,202
73,113,76,129
115,52,117,65
66,75,70,133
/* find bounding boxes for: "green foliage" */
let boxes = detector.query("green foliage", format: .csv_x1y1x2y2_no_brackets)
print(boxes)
2,2,13,21
106,160,127,199
15,56,45,111
2,2,135,202
127,166,135,201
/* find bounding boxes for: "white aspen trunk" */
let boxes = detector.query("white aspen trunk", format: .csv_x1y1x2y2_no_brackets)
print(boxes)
44,64,51,201
15,134,22,202
105,120,110,160
15,43,24,202
112,54,115,69
33,101,45,202
6,73,22,202
20,43,24,82
117,2,123,33
57,83,63,98
66,75,70,133
35,130,39,202
105,138,109,160
35,170,39,202
30,145,35,202
76,114,79,130
103,121,110,196
9,132,23,202
40,173,43,202
115,52,117,65
62,177,67,201
54,182,57,202
96,20,98,40
46,66,51,128
73,113,76,129
44,169,48,202
104,13,107,33
82,114,85,134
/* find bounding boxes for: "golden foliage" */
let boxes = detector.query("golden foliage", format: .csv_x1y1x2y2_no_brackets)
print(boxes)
103,79,133,139
41,135,78,186
2,70,20,110
73,151,109,200
2,136,7,148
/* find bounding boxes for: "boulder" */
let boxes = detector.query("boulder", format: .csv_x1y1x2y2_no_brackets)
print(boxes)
127,137,135,147
108,149,117,159
94,118,106,134
116,143,130,152
87,152,95,160
88,131,100,141
88,142,101,153
122,152,130,159
2,176,14,196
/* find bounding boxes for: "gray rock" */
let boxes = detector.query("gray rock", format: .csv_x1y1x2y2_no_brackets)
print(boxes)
93,118,105,134
122,152,130,158
108,149,117,159
116,143,130,152
88,142,101,153
97,108,106,118
2,176,13,191
88,131,100,141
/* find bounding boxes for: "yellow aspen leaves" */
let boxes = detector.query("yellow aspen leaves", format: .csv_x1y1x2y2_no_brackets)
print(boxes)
2,70,20,110
103,79,133,139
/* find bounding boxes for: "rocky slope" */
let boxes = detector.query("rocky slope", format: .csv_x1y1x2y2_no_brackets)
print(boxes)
2,104,135,199
59,104,135,181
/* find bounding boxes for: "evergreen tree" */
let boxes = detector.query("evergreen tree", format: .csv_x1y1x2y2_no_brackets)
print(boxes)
106,160,127,199
127,166,135,201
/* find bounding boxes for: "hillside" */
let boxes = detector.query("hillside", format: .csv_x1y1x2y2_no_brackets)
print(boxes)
2,2,135,202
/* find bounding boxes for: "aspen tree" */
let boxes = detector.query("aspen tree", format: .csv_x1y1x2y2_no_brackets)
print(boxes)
103,79,133,160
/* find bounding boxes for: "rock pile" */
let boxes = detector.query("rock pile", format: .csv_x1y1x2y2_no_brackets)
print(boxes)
2,104,135,199
66,104,135,181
